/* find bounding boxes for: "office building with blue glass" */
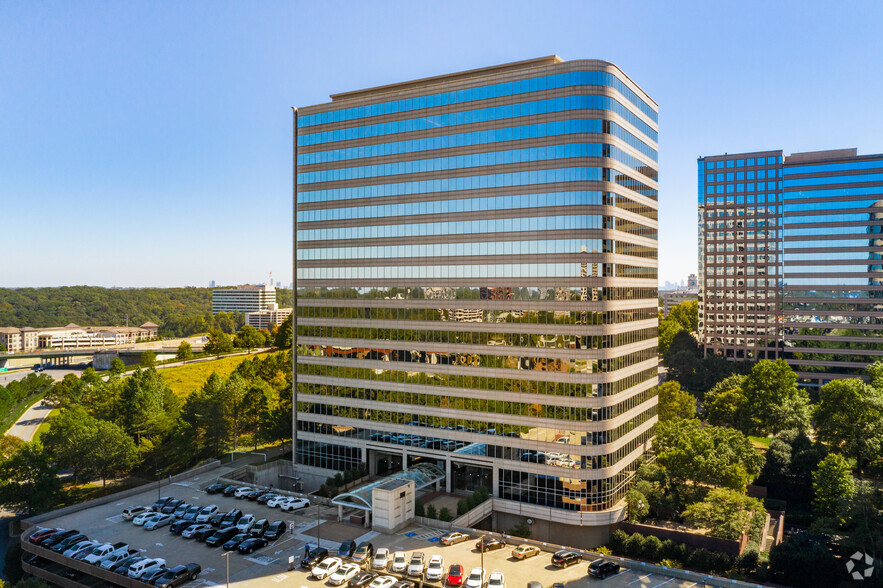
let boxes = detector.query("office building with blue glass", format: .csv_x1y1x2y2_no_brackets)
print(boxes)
699,148,883,386
294,56,659,544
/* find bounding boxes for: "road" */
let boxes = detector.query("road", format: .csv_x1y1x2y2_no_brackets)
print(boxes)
7,399,54,442
0,367,84,387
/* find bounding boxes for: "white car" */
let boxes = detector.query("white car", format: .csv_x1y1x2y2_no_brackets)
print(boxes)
367,577,397,588
265,495,288,508
82,543,115,564
234,486,254,498
63,540,97,558
327,562,360,585
236,514,256,533
182,523,211,539
390,551,408,573
371,547,390,570
426,555,444,581
133,512,161,526
311,557,342,580
122,506,150,520
128,557,166,579
145,514,174,530
465,567,486,588
196,505,218,522
280,497,310,512
488,571,506,588
407,551,425,577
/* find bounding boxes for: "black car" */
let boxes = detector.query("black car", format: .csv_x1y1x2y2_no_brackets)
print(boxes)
151,497,174,511
62,569,83,581
392,581,416,588
111,556,146,574
206,527,240,547
300,546,329,569
161,499,184,514
237,537,267,554
246,489,269,501
476,536,506,552
255,493,276,504
155,563,202,588
222,485,239,497
40,529,78,548
142,566,169,585
193,526,218,542
209,513,225,527
218,509,244,529
205,483,227,495
51,533,88,553
263,521,286,541
588,559,620,579
338,539,357,558
348,570,377,587
551,550,581,568
222,533,250,551
169,519,193,534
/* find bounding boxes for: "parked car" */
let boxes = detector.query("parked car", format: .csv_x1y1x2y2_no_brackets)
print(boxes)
266,495,290,508
134,512,161,526
172,503,192,518
235,514,256,534
196,505,219,523
206,527,240,547
301,546,329,569
390,551,408,573
237,537,267,554
28,528,59,544
182,524,212,539
487,572,505,588
161,499,184,514
145,514,175,530
339,539,357,559
150,497,174,512
193,526,218,542
327,562,360,586
220,485,239,496
42,529,79,548
181,505,202,521
445,564,464,587
511,544,540,559
219,509,244,529
222,533,250,551
50,532,87,553
587,559,620,579
255,492,276,504
246,488,270,501
263,520,286,541
128,558,166,579
122,506,150,520
142,566,170,585
551,550,581,568
170,519,194,534
425,555,444,581
392,581,417,588
440,531,469,545
476,537,506,552
234,486,254,498
249,518,269,537
464,568,486,588
204,483,227,495
367,576,397,588
371,547,390,570
100,549,138,570
406,551,425,577
280,497,310,512
349,570,378,587
209,513,226,527
155,563,202,588
62,540,97,558
311,556,343,579
352,541,374,566
111,555,146,575
86,542,127,564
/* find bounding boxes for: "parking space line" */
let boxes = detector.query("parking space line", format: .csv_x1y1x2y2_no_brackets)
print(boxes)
629,573,653,584
652,578,675,588
683,583,697,588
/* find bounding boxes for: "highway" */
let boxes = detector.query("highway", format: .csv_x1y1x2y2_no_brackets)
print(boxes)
7,399,53,442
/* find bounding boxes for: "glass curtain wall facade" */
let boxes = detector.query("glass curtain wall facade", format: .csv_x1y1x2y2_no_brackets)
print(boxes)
699,148,883,386
295,56,659,517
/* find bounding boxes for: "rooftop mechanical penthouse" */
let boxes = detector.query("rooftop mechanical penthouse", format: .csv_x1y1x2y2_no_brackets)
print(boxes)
293,56,659,545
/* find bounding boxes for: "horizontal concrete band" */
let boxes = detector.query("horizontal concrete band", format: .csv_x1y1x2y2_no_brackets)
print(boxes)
296,299,660,312
297,278,658,288
297,316,658,335
297,354,659,384
296,371,657,408
297,251,659,269
296,335,657,360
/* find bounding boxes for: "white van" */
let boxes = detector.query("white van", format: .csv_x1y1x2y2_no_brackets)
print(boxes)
128,558,166,579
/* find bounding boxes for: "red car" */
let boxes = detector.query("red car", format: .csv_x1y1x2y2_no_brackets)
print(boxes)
445,564,464,586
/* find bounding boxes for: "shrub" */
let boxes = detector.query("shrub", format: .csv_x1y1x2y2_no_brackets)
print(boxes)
357,462,368,478
326,476,336,488
641,535,663,560
426,504,437,519
509,521,531,538
414,501,425,517
659,558,682,569
343,469,354,484
438,507,452,522
466,494,478,509
672,543,692,564
594,546,612,556
734,549,759,573
624,532,644,558
608,529,628,554
660,539,678,560
333,473,344,487
475,486,490,502
457,500,468,516
709,551,733,573
688,548,715,572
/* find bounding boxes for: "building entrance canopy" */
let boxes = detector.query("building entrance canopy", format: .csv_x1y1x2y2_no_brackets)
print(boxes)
331,463,445,512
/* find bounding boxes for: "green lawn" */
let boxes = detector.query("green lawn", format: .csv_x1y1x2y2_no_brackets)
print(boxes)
749,435,772,450
32,408,59,444
159,351,279,397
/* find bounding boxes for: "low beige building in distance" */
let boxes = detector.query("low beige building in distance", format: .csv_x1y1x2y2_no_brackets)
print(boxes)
245,305,292,330
0,322,159,353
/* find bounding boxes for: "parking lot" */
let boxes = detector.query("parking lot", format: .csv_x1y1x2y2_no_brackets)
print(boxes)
24,471,720,588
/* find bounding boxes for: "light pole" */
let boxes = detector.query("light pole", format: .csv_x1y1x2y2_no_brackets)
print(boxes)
316,502,321,548
222,551,232,588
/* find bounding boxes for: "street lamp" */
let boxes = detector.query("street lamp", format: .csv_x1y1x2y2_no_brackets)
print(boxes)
316,502,321,548
222,551,232,588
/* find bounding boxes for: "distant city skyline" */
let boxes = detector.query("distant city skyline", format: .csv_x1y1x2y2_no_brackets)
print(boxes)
3,1,883,287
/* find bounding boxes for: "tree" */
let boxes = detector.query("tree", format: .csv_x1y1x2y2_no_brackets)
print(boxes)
0,442,64,514
654,417,764,491
812,453,854,525
140,349,156,367
242,382,271,449
656,381,696,421
682,488,766,541
176,341,193,361
274,314,292,348
40,407,96,483
669,299,699,332
756,437,792,498
664,330,700,362
658,318,684,356
0,436,24,460
118,368,178,441
222,373,249,450
109,357,126,376
813,378,883,472
234,325,264,354
204,329,233,357
509,520,531,538
625,489,649,522
740,359,811,435
768,532,840,588
0,343,6,352
705,386,749,431
91,419,138,487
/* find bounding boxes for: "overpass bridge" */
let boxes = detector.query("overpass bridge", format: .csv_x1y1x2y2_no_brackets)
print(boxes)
0,345,202,369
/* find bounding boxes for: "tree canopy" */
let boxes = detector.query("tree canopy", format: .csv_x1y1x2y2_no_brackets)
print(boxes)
813,377,883,472
656,381,697,422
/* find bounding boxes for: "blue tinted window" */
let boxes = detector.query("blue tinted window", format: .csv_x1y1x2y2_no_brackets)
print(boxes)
706,161,714,170
736,184,744,192
716,161,724,169
706,174,714,182
748,158,755,166
726,185,734,193
767,157,777,164
785,159,883,175
716,185,724,194
727,160,735,168
758,170,766,179
736,172,744,180
747,171,755,180
736,159,744,167
716,173,724,181
726,172,734,181
784,172,883,187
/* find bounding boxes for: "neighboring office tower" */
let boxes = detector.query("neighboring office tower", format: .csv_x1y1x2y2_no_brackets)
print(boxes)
698,148,883,386
211,283,276,314
294,56,659,545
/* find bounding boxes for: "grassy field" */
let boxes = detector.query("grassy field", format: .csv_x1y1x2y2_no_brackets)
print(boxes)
32,408,59,444
159,352,276,397
749,435,772,450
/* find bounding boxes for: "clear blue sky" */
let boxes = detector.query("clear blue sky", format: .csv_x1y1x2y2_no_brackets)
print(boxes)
3,0,882,288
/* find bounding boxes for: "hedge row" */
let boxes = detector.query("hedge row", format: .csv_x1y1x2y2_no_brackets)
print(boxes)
608,529,759,575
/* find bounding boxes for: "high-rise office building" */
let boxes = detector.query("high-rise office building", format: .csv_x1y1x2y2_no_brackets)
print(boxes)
211,284,276,314
294,56,659,544
698,148,883,386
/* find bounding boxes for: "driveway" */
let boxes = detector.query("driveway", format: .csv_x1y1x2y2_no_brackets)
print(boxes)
7,400,53,442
